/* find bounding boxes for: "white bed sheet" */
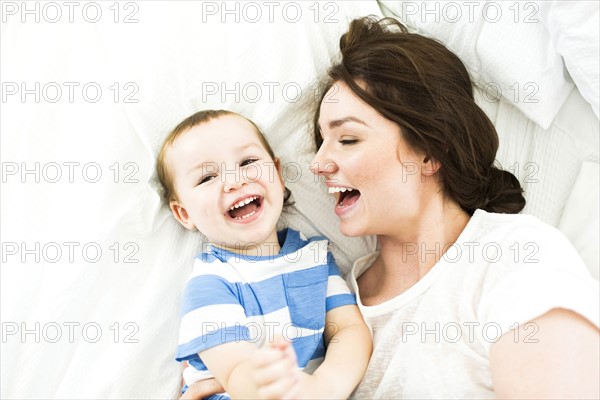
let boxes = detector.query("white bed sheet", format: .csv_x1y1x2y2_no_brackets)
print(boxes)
1,2,380,399
1,1,598,399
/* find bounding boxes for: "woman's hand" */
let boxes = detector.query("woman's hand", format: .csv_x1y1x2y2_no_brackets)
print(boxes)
178,378,224,400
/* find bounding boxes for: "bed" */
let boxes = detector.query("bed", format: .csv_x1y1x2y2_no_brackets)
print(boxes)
1,1,598,398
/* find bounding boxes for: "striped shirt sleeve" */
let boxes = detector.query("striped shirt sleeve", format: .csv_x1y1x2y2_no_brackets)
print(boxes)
325,251,356,311
176,273,250,361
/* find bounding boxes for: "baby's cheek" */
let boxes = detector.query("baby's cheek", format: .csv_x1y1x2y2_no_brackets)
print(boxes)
243,163,264,182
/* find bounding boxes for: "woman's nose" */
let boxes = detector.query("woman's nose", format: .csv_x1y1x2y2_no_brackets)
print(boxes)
310,149,338,176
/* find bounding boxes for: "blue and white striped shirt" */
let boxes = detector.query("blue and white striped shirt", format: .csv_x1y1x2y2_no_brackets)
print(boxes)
176,229,356,389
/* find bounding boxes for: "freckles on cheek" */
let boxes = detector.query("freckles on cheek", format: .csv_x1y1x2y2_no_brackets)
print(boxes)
353,152,390,183
355,166,378,184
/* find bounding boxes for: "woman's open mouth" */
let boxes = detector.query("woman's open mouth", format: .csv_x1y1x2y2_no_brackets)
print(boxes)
226,195,263,222
329,186,361,215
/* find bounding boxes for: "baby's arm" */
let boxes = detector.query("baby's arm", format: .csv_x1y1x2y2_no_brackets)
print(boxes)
245,307,373,400
199,341,265,398
296,304,372,399
206,299,371,399
251,336,302,399
200,339,301,399
178,269,287,399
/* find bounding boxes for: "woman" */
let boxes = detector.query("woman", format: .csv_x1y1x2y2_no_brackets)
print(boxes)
183,16,599,399
311,16,598,398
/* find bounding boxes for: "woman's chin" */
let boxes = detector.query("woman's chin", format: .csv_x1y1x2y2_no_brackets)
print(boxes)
339,221,366,238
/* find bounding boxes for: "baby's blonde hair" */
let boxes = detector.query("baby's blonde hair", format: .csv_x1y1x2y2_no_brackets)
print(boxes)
156,110,278,204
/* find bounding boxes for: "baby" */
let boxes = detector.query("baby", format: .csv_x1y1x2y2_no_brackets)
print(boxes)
156,110,372,399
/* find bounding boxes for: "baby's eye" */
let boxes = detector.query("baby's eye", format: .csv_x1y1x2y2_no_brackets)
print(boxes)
198,175,216,185
339,139,358,145
241,158,258,167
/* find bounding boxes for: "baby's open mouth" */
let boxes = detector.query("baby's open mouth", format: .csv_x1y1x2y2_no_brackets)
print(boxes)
329,187,361,208
227,196,262,220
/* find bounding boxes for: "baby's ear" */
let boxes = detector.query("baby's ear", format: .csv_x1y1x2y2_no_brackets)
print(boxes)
170,200,196,230
273,157,285,186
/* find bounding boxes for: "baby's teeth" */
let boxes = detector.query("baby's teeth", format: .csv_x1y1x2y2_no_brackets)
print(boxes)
235,210,256,220
229,196,259,212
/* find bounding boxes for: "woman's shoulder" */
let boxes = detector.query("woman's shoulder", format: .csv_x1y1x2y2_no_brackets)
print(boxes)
473,208,552,229
470,211,599,342
439,209,599,297
467,209,595,283
469,209,569,245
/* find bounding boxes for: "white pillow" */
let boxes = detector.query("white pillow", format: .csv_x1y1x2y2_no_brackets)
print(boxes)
558,161,600,280
539,1,600,119
378,0,574,129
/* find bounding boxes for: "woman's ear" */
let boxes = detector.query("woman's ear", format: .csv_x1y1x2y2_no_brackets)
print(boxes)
170,200,196,230
422,156,441,176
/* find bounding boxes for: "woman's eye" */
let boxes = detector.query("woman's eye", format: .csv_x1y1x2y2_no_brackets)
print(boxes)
339,139,358,145
198,175,216,185
241,158,258,167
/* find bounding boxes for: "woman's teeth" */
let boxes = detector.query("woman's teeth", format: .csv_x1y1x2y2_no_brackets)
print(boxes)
228,196,259,211
328,187,354,194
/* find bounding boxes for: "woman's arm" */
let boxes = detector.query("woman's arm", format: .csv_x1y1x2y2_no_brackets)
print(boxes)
179,378,224,400
490,308,599,398
296,304,373,399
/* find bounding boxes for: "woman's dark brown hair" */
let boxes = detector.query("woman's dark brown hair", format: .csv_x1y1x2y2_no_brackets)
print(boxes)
314,16,525,215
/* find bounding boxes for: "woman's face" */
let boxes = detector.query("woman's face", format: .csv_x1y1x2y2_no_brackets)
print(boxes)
310,81,438,238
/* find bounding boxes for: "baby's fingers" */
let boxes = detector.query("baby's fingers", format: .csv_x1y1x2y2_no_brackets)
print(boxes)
265,335,290,351
256,373,300,400
253,349,297,387
267,336,297,365
282,339,298,365
253,345,286,369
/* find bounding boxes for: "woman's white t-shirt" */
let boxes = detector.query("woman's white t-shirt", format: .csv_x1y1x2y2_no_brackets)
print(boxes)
349,210,599,399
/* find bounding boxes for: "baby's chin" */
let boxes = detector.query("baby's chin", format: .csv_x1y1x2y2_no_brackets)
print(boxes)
208,235,278,253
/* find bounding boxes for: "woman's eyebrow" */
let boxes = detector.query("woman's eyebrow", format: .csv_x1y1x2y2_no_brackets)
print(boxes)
327,116,369,130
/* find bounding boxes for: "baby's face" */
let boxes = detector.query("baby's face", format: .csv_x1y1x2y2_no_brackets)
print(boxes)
168,115,285,250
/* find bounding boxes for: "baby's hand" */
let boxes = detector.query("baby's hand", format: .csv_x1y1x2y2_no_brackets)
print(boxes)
252,336,301,399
